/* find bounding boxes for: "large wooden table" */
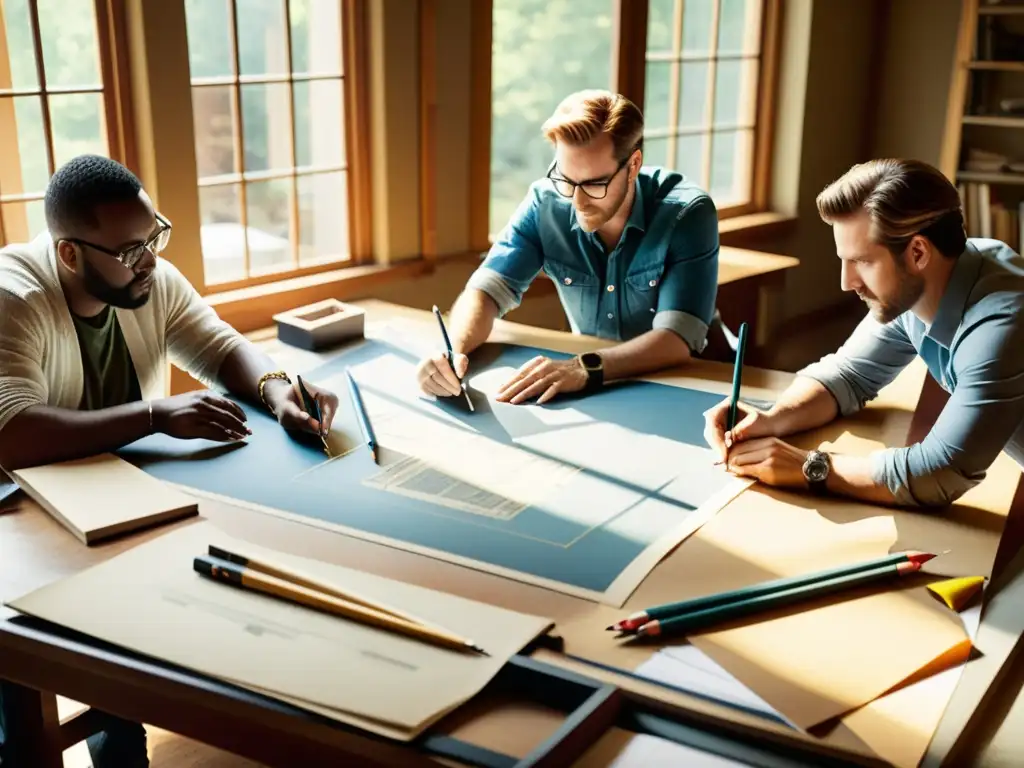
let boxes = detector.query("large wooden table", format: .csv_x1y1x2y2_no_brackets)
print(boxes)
0,300,1020,767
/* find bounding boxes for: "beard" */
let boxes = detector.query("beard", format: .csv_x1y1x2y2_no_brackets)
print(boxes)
81,258,154,309
574,181,630,232
860,272,925,324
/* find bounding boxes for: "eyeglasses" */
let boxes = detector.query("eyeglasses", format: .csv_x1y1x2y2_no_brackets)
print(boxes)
63,212,172,270
546,153,633,200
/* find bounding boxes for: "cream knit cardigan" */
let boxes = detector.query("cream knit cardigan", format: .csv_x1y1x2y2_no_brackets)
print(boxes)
0,232,248,433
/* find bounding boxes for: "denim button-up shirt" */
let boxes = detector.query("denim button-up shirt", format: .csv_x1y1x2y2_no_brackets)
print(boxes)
467,167,719,353
798,238,1024,506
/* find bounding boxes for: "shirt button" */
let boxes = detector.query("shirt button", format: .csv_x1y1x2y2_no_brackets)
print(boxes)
607,313,614,319
650,308,656,313
649,279,657,287
607,284,615,292
563,277,572,285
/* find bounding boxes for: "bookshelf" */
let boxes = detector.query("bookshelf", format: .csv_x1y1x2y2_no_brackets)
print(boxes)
942,0,1024,249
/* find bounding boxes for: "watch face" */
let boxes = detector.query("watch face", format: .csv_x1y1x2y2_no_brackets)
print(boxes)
806,458,829,483
581,352,602,370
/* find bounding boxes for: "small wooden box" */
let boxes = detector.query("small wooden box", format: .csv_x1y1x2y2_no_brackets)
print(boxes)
272,299,365,350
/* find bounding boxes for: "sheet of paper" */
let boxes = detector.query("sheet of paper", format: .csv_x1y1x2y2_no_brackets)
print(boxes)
576,732,751,767
5,520,554,740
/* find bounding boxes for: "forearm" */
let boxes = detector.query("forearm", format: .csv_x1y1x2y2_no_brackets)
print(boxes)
599,329,691,382
824,453,899,505
448,289,499,356
215,343,292,413
0,402,152,471
766,376,840,437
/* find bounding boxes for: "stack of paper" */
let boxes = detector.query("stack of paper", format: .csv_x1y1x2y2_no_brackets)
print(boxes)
11,453,198,544
5,521,555,740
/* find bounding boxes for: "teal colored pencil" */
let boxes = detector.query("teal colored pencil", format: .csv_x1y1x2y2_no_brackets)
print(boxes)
608,550,937,632
345,370,377,464
632,560,923,639
727,322,749,432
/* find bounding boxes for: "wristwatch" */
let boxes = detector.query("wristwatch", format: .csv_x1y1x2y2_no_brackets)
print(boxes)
577,352,604,393
803,450,832,494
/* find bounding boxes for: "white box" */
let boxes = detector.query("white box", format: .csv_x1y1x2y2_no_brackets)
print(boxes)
272,299,365,350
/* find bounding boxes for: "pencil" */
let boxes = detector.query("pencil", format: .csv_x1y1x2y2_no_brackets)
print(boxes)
431,305,474,412
344,370,377,464
630,560,924,639
194,554,489,655
207,544,418,624
727,322,749,433
296,375,330,456
608,550,938,632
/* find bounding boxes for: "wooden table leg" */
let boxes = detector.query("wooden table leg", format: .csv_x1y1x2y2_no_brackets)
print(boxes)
1,681,62,768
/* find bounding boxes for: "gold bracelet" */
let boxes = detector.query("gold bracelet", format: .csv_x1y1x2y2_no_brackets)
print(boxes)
258,370,291,408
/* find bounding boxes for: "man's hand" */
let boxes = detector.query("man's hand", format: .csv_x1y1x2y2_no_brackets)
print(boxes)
726,437,809,488
496,356,588,405
703,399,777,461
416,352,469,398
152,391,252,442
263,378,339,436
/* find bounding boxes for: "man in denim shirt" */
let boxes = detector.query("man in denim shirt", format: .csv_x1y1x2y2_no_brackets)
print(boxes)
703,158,1024,508
416,89,719,405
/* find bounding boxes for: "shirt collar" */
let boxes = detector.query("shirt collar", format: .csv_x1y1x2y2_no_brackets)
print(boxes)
926,242,984,348
568,177,647,236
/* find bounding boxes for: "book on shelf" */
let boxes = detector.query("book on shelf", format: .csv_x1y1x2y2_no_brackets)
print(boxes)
959,181,1024,253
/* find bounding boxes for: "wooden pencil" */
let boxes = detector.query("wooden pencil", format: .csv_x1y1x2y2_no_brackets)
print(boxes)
194,554,489,655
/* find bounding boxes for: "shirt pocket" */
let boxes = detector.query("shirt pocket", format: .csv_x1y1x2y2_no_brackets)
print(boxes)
544,260,598,329
623,263,666,320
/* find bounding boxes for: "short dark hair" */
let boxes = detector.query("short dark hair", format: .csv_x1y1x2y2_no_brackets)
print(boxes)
44,154,143,236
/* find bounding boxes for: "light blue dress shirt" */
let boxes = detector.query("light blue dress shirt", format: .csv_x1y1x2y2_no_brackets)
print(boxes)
467,167,720,353
798,238,1024,506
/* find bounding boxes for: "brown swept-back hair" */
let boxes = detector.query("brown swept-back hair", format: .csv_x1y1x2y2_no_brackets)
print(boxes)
541,89,644,161
816,159,967,259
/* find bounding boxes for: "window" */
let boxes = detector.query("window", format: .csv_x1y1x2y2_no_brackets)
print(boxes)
0,0,124,246
488,0,615,235
644,0,765,211
185,0,351,290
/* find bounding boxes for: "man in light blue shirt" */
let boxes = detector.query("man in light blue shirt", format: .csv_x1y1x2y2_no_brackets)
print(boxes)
415,89,719,405
703,158,1024,507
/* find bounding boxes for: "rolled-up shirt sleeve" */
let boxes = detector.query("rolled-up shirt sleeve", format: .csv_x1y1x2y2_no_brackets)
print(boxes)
652,196,719,353
0,290,48,433
797,313,919,416
466,188,545,317
871,307,1024,507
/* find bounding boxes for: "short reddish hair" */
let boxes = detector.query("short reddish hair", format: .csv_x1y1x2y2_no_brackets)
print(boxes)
541,89,644,161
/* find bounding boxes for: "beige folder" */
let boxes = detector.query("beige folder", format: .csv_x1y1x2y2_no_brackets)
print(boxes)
10,453,198,545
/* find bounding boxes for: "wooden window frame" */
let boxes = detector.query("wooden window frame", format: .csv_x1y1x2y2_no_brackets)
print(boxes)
0,0,134,245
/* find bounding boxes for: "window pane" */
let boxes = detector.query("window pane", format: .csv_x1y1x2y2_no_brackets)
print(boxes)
298,171,347,265
1,97,49,194
199,184,247,285
192,86,237,178
713,57,758,127
236,0,289,76
710,129,753,203
718,0,762,56
642,135,669,169
49,92,106,168
37,0,100,88
646,0,676,54
643,61,673,133
677,61,709,130
2,0,38,90
289,0,342,74
241,83,293,172
675,133,707,181
489,0,614,235
293,79,344,169
2,200,45,243
681,0,715,56
245,177,293,275
185,0,234,79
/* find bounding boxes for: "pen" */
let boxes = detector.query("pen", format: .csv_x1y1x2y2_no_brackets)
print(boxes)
727,321,749,435
431,305,474,412
296,375,330,456
345,370,377,463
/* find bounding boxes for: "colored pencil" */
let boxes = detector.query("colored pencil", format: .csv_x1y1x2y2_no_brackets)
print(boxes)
607,550,938,633
296,375,330,456
344,370,377,463
630,559,923,639
431,304,474,412
727,322,749,433
194,553,489,655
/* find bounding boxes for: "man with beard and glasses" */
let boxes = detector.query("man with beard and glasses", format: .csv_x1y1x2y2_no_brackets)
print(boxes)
0,154,340,767
702,158,1024,508
414,89,719,405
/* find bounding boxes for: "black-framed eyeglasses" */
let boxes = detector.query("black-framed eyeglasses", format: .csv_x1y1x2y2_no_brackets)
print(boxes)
62,212,172,270
546,153,633,200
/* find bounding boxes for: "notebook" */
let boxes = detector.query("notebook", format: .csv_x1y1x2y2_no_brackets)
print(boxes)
11,453,198,544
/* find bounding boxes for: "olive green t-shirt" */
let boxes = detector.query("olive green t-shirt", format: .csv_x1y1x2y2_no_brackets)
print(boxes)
71,306,142,410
